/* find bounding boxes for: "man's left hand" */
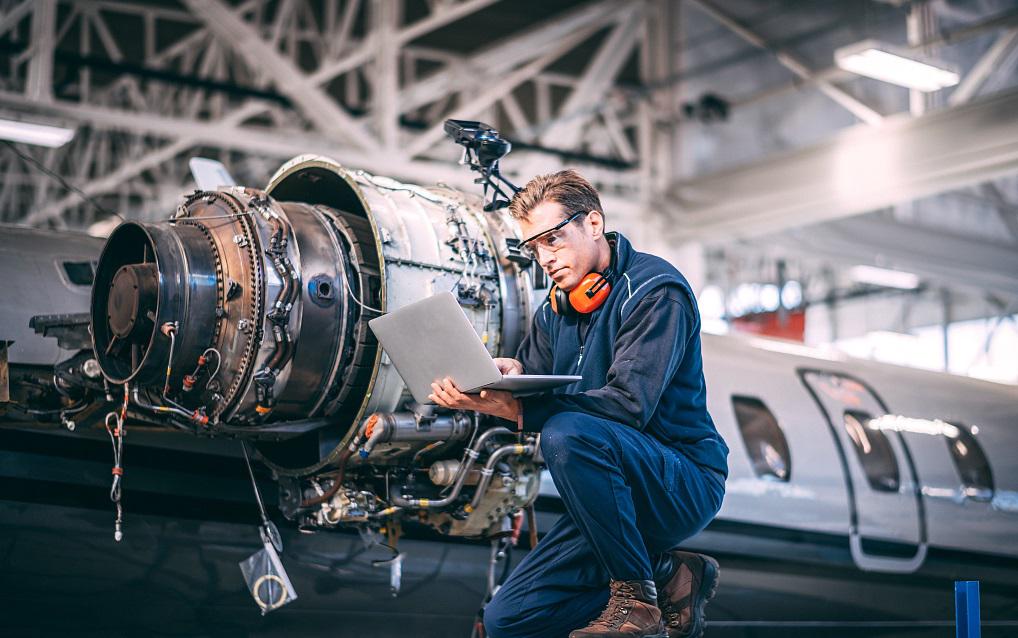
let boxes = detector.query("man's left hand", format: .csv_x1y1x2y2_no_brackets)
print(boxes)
429,377,520,422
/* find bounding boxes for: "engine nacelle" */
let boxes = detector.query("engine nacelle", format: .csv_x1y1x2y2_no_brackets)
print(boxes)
89,155,541,537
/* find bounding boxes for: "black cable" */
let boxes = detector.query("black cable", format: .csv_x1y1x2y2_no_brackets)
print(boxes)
371,541,401,564
240,441,270,528
1,139,126,223
7,399,88,415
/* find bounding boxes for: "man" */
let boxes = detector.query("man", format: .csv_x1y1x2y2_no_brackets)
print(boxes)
429,169,728,638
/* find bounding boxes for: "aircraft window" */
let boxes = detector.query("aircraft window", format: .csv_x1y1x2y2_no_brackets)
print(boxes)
731,395,790,481
946,423,993,501
843,410,899,492
62,261,95,286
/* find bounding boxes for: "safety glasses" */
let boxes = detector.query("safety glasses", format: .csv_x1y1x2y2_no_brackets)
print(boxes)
518,210,588,261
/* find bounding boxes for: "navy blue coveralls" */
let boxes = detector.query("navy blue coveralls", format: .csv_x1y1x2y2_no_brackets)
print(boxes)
484,231,729,638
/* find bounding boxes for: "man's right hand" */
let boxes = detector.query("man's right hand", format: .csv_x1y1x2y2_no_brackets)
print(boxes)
493,357,524,376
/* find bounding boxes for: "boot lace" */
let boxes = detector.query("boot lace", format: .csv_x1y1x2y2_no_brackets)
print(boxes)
661,564,695,629
590,582,637,629
662,606,685,629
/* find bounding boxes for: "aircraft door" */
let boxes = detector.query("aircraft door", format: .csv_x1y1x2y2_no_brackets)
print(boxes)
799,369,927,573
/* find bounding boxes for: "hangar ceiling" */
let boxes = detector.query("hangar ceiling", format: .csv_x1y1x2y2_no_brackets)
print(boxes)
1,0,1017,316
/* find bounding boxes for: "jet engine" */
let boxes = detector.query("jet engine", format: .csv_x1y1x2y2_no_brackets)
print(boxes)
89,155,542,538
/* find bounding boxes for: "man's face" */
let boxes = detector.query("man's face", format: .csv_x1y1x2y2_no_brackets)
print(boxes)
518,200,603,292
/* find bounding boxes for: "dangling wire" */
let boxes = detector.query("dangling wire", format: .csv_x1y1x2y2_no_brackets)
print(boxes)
341,267,384,315
204,348,222,388
105,383,129,541
1,139,126,223
185,347,222,391
471,516,515,637
241,441,271,530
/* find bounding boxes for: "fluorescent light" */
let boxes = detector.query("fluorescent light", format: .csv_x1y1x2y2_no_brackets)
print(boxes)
781,280,802,308
760,284,780,312
849,265,920,289
0,118,75,147
697,285,726,320
835,39,959,92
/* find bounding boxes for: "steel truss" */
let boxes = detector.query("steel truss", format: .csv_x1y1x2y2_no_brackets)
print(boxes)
0,0,655,229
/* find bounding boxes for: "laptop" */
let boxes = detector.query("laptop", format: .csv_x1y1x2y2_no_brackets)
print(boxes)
368,291,582,404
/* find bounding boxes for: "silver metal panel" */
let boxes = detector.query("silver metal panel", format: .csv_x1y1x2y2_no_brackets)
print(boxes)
700,333,1018,564
0,226,102,365
703,336,852,537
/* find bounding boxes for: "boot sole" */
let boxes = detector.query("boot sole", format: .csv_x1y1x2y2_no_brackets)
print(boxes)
570,627,668,638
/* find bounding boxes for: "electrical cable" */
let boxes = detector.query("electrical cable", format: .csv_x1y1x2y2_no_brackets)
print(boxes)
11,400,88,416
341,267,384,314
204,348,222,387
104,383,129,542
371,541,401,565
241,441,271,529
1,139,126,223
185,347,222,392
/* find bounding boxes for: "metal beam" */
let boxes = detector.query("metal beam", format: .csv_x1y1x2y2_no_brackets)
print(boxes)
538,5,641,148
83,5,125,63
772,215,1018,298
667,86,1018,241
686,0,883,125
144,0,260,68
399,0,628,115
632,0,679,258
182,0,377,151
307,0,499,85
0,1,33,38
24,139,192,226
600,102,637,163
499,92,533,141
906,0,935,116
25,0,57,102
978,182,1018,242
0,93,482,198
371,0,400,150
77,0,197,23
948,29,1018,106
21,101,268,226
403,20,605,158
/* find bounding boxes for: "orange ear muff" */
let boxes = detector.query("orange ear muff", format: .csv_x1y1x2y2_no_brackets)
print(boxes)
567,272,611,314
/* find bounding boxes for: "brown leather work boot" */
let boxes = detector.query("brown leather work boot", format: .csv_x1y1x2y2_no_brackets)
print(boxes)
569,580,667,638
657,551,720,638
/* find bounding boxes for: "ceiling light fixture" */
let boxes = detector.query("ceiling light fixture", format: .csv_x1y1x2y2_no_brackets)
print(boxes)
835,40,959,92
850,265,921,289
0,118,76,147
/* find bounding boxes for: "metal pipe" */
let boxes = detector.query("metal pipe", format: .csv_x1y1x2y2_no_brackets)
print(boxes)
132,387,192,421
360,412,472,459
160,322,178,400
469,443,534,510
389,426,515,508
157,322,193,415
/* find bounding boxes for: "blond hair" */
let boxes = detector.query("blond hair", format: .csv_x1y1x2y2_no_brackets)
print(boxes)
508,169,604,223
